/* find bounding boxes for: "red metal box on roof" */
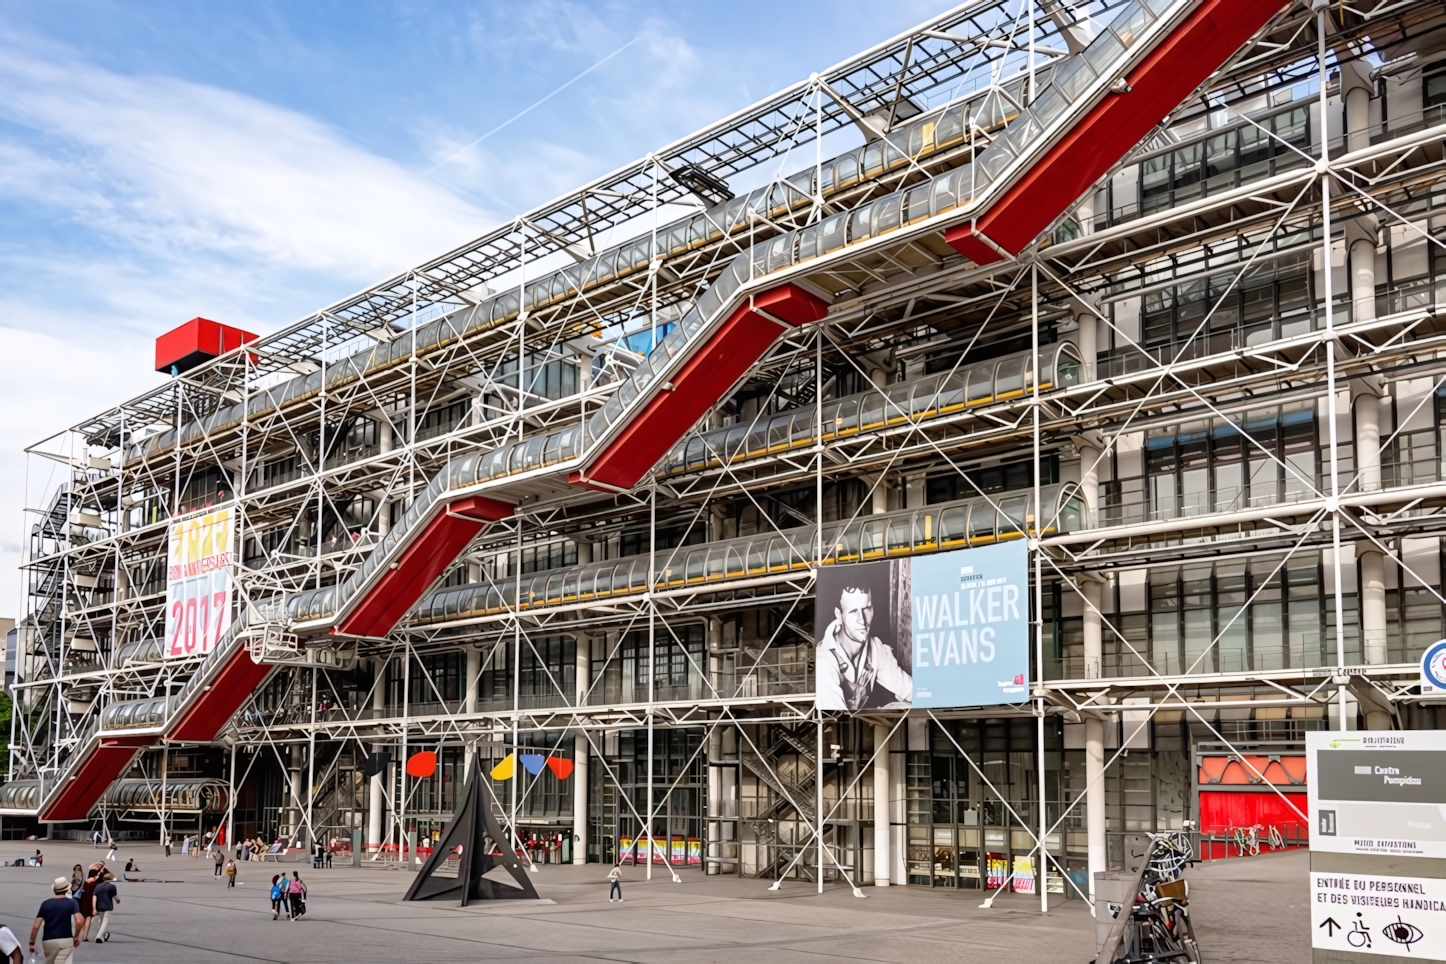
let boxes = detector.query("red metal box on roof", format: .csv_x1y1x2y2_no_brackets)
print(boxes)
155,317,257,375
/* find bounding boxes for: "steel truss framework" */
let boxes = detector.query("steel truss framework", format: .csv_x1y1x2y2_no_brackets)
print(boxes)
12,0,1446,911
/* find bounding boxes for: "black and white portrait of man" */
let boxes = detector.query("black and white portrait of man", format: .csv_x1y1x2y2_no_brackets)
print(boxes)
815,560,913,711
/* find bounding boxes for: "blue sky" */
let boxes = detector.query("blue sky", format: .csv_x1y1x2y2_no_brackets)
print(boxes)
0,0,946,611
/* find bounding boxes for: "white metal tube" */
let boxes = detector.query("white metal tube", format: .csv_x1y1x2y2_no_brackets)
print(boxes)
1317,6,1348,726
1085,715,1106,899
573,638,590,865
873,722,890,886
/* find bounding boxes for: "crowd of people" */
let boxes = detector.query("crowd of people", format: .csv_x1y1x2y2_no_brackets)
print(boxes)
3,860,123,964
0,828,327,961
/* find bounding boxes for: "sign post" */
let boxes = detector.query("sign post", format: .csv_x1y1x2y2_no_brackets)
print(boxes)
1308,731,1446,961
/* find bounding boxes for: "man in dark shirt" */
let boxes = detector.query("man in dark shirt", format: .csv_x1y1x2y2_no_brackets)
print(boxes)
91,874,119,944
28,878,81,964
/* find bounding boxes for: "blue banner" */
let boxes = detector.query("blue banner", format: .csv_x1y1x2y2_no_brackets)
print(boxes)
910,541,1030,707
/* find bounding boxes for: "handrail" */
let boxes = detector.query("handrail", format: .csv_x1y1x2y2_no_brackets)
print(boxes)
272,0,1199,634
165,613,253,724
29,711,103,817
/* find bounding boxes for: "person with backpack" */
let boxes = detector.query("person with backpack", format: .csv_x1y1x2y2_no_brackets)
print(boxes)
224,860,237,888
287,871,307,920
269,874,287,920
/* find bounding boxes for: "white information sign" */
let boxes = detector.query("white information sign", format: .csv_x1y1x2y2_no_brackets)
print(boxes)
1312,872,1446,958
1308,730,1446,858
163,506,235,659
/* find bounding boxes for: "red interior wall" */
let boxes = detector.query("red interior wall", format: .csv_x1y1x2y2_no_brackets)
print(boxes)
1198,790,1309,859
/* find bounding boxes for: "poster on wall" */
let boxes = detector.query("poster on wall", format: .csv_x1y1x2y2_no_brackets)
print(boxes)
164,506,235,658
814,541,1030,711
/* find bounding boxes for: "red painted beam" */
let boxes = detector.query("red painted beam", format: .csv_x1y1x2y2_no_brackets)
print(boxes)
167,646,276,743
40,737,150,822
573,283,829,491
946,0,1285,264
337,495,514,638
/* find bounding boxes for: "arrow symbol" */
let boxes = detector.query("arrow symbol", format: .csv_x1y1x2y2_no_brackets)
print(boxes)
1321,918,1342,937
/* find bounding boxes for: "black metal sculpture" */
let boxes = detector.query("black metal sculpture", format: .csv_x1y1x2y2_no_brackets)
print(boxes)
402,760,539,904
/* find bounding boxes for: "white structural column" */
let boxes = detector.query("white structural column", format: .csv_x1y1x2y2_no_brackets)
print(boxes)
1347,215,1379,326
1354,380,1383,493
870,365,890,515
463,647,480,776
1075,433,1107,896
1359,545,1388,667
873,722,890,886
1343,57,1378,326
705,618,723,875
1075,306,1098,381
288,745,304,840
573,636,590,865
1357,544,1392,730
1082,577,1107,899
1343,58,1373,154
377,417,393,537
366,657,386,851
1076,436,1101,527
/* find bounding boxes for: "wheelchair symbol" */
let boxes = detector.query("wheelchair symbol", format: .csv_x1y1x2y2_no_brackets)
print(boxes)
1347,913,1372,949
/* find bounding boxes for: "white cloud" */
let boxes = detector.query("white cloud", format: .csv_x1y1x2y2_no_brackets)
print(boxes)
0,39,494,283
0,36,507,616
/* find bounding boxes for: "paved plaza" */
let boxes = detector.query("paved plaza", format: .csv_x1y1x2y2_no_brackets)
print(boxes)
0,841,1309,963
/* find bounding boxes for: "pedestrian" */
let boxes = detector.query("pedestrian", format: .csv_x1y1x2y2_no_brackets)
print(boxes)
608,863,623,902
105,840,117,863
75,868,100,943
269,874,286,920
225,860,237,888
28,877,81,964
91,872,118,944
67,866,83,898
0,919,22,964
34,849,43,867
287,871,307,920
213,848,224,877
91,830,101,850
164,835,172,858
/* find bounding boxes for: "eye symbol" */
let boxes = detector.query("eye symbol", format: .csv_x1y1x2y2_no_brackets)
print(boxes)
1384,918,1423,947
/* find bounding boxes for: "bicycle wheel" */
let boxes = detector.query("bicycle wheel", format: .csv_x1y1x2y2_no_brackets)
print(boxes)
1174,907,1202,963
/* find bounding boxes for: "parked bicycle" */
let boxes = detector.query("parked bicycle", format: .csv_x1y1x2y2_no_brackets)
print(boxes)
1111,832,1202,964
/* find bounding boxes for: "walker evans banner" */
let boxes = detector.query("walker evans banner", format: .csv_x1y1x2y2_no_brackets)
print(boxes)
814,541,1030,712
164,506,235,658
1308,730,1446,858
